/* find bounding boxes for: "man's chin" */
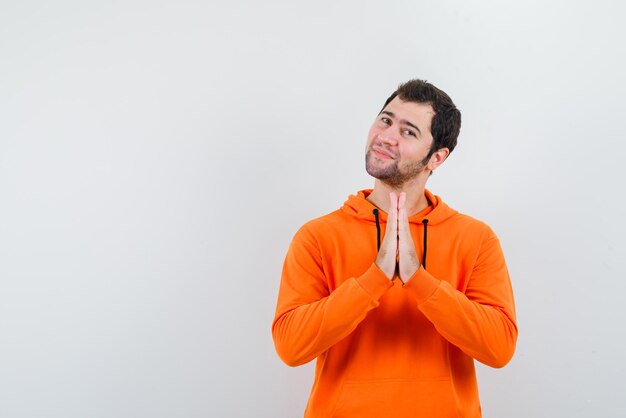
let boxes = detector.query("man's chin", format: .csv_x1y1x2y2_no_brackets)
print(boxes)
366,167,398,183
366,157,396,175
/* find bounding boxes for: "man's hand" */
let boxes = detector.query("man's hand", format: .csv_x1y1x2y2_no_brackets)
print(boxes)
375,192,420,283
375,192,399,280
396,192,420,283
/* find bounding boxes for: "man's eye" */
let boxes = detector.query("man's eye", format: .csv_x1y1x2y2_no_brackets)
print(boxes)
403,129,416,136
381,117,391,124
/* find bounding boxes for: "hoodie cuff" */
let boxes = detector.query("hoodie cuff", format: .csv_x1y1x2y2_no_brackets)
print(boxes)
403,266,441,305
355,263,394,301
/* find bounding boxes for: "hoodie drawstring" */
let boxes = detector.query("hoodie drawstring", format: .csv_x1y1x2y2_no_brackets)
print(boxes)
422,219,429,269
372,209,381,251
372,208,429,269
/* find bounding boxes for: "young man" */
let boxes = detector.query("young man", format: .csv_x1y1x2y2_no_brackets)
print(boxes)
272,79,517,418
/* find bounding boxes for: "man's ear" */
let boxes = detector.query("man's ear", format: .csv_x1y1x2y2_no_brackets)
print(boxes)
428,148,449,172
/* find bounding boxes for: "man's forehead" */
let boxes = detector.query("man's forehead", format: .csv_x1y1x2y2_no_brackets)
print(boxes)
384,96,435,115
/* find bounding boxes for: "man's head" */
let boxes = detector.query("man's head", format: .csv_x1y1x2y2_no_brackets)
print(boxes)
365,80,461,186
381,79,461,159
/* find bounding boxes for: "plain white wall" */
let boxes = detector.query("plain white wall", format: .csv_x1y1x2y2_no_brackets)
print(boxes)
1,1,625,417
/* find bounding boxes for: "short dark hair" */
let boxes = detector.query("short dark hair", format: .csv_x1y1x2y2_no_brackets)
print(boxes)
381,79,461,157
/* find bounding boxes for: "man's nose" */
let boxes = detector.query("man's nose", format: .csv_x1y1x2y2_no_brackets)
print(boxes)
377,129,399,145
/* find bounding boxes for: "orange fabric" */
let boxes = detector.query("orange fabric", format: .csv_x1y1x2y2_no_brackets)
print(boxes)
272,189,517,418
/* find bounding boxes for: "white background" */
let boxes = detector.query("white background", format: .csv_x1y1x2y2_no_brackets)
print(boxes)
1,1,625,417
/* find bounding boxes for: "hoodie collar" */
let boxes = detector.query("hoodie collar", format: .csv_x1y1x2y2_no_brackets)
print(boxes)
341,189,457,225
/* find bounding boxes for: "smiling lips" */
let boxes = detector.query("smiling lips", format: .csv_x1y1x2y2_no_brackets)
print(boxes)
371,146,395,160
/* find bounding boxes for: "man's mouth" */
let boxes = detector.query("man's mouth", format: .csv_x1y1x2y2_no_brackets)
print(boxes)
371,147,395,160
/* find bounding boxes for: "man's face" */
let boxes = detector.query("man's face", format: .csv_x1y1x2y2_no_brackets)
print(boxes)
365,97,436,186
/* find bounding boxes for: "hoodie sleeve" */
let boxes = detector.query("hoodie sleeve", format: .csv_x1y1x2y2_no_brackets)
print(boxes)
272,224,393,367
403,228,518,368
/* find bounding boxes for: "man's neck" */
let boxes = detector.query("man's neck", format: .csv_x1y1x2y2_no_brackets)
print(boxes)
367,179,430,216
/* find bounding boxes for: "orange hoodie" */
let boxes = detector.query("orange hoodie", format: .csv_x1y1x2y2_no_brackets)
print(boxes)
272,189,517,418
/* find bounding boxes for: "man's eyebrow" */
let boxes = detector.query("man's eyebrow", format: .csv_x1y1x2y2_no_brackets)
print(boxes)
380,111,422,135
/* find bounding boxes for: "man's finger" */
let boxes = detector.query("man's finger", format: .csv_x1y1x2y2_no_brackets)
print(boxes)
398,192,416,252
398,192,412,242
397,192,420,282
375,192,399,280
397,192,407,232
384,192,398,242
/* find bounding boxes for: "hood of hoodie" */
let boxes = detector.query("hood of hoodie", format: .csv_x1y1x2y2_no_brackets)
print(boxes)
340,189,458,225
